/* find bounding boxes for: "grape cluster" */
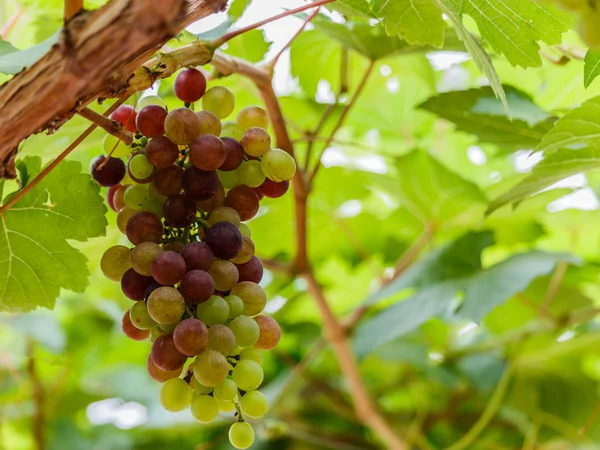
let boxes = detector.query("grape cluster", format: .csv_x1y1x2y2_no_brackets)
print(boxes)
93,68,294,449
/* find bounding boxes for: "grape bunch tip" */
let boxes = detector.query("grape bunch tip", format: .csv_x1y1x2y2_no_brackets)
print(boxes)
94,67,294,449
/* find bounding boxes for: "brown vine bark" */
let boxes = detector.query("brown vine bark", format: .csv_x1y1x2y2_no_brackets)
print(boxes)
0,0,226,177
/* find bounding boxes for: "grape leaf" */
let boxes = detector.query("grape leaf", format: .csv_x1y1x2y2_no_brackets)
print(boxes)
0,157,107,312
584,49,600,89
0,30,59,75
328,0,374,17
223,29,271,63
419,86,554,151
227,0,252,21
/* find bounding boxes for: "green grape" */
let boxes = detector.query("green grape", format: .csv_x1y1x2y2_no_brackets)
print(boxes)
236,106,268,131
191,394,219,423
217,168,242,189
208,260,239,291
213,378,237,401
150,326,165,342
231,281,266,316
238,223,251,238
239,347,263,364
130,300,157,330
203,86,235,119
228,315,260,348
196,295,230,326
207,206,241,227
240,160,266,188
103,134,130,158
130,242,163,276
229,422,255,449
224,295,244,319
160,378,192,412
208,325,236,356
147,287,185,324
116,207,136,234
230,346,242,356
218,399,235,412
124,184,150,211
232,360,264,391
221,121,244,141
101,245,131,281
141,194,165,218
137,94,167,110
193,350,229,387
197,110,223,136
261,148,297,182
129,153,154,179
230,237,255,265
240,390,268,418
241,128,271,157
192,377,213,394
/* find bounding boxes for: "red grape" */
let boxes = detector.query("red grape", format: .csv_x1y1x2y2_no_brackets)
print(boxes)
190,135,226,171
206,221,243,260
146,136,179,169
219,137,244,171
151,333,188,371
122,310,150,340
173,318,209,356
110,105,138,133
224,186,260,221
147,354,182,382
181,242,214,272
107,184,121,212
152,251,187,285
259,179,289,198
121,268,154,300
236,256,263,283
152,164,184,197
179,270,214,305
174,68,207,103
253,315,281,350
90,155,126,187
137,105,168,138
163,193,197,228
126,211,163,244
182,166,219,201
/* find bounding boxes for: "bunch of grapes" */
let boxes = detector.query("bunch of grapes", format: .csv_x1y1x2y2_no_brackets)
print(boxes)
92,68,295,449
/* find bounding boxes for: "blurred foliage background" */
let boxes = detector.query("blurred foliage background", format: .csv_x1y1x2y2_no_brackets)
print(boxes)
3,0,600,449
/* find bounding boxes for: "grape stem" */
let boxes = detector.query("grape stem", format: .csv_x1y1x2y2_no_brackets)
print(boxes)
77,107,134,145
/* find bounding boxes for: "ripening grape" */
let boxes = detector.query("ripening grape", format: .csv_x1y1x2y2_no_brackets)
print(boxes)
163,193,197,228
197,295,230,326
196,183,225,212
162,241,184,253
219,400,235,412
160,377,192,412
240,160,266,188
203,86,235,118
230,237,255,265
141,191,165,218
261,148,297,182
206,221,243,260
254,315,281,350
229,422,255,449
145,136,179,169
208,260,239,291
224,295,244,319
239,347,263,364
213,378,237,401
236,106,268,131
164,108,201,145
182,166,219,200
228,315,260,348
124,184,150,210
122,309,150,341
126,211,163,244
147,286,185,324
152,164,184,197
144,281,162,302
137,94,167,110
220,137,245,171
235,256,263,284
232,359,264,391
259,179,289,199
224,186,260,221
147,354,182,382
90,155,126,186
136,105,167,138
241,127,271,157
179,270,214,305
117,207,136,233
207,206,241,227
181,241,214,272
191,377,213,394
101,245,131,281
231,281,267,316
191,394,219,423
193,350,229,387
128,153,154,180
217,168,242,189
239,223,251,238
173,318,209,356
103,134,130,158
250,186,264,201
107,184,120,212
208,324,236,356
174,67,207,103
221,121,244,140
130,300,157,330
121,268,154,300
152,251,187,285
110,105,138,133
197,110,222,136
190,135,226,171
240,390,268,418
151,333,188,371
113,184,129,211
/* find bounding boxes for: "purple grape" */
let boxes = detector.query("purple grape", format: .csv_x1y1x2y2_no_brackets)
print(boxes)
206,221,242,260
181,242,214,272
146,136,179,169
90,155,126,186
236,256,263,284
121,268,154,300
163,194,197,228
179,270,214,305
144,281,163,302
125,211,163,245
224,186,260,221
219,137,244,171
152,251,187,285
182,166,219,201
151,333,188,371
152,164,184,197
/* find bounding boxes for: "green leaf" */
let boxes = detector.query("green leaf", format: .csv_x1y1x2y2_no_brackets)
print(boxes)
0,157,107,312
227,0,252,21
419,86,554,151
372,0,446,47
0,39,18,56
0,30,60,75
456,0,573,68
328,0,374,18
223,29,271,63
584,49,600,89
487,148,600,214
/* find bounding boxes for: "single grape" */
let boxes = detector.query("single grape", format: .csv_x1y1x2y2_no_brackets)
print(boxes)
113,184,129,211
254,315,281,350
241,127,271,157
224,186,260,221
219,137,245,171
190,134,226,171
136,105,167,138
208,260,239,291
232,360,264,391
231,281,266,316
124,184,150,210
236,106,268,131
221,121,244,140
147,354,182,382
163,193,197,228
151,333,188,371
202,86,235,118
207,206,241,227
130,242,162,276
110,105,138,133
230,236,255,265
122,309,150,341
152,251,187,285
121,268,154,300
250,186,264,201
182,166,219,201
174,67,207,102
165,108,201,145
181,241,214,272
224,295,244,319
173,318,209,356
191,377,213,394
90,155,126,186
126,211,163,244
229,422,255,449
117,207,136,234
191,394,219,423
145,136,179,169
160,377,192,412
259,179,289,198
235,256,263,284
103,134,130,158
240,160,266,188
239,223,251,238
196,182,225,213
217,168,242,189
137,95,167,110
179,270,214,305
101,245,131,281
107,184,120,212
193,350,229,387
197,295,230,326
130,300,157,330
213,378,237,401
152,164,184,197
228,315,260,348
127,155,154,182
142,192,165,218
240,390,268,418
239,347,263,364
206,221,243,260
147,286,185,324
219,400,235,412
197,110,222,136
261,148,297,182
208,324,236,356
